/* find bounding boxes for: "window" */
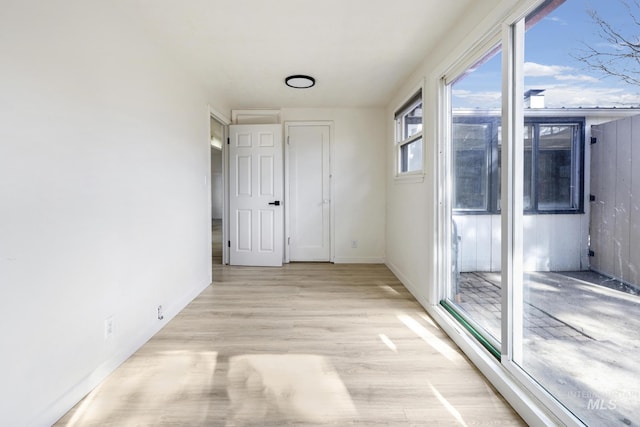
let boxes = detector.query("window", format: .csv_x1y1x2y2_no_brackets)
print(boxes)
452,118,499,211
395,92,423,174
535,123,581,210
452,116,583,213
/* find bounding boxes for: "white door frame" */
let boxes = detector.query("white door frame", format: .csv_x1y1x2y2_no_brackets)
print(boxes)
284,121,335,263
209,106,231,265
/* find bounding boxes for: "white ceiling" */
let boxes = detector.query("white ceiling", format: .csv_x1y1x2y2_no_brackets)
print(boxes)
121,0,475,109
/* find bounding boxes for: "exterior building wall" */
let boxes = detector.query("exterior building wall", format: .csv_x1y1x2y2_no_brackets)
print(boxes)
454,109,640,273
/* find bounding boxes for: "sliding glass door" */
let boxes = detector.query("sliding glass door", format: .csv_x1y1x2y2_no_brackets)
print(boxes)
441,0,640,425
443,46,503,354
514,2,640,425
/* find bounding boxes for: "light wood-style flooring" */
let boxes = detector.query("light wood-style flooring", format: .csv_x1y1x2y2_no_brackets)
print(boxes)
55,261,526,426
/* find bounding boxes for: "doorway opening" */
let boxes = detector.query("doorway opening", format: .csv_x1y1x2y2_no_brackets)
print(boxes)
210,115,226,265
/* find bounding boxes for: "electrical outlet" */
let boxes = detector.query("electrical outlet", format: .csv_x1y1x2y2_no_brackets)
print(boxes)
104,316,114,339
157,305,164,320
351,240,358,248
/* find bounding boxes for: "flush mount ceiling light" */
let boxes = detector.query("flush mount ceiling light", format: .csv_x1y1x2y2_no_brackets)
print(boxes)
285,75,316,89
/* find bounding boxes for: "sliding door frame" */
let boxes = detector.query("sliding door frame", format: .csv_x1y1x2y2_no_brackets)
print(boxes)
433,2,586,425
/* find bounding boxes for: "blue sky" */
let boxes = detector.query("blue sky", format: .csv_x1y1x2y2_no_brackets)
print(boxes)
452,0,640,109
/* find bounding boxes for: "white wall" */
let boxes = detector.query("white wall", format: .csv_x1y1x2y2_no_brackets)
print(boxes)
384,0,511,306
453,214,587,272
281,108,386,263
0,2,218,426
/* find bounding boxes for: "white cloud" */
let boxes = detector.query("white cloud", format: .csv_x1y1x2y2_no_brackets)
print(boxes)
451,89,501,108
554,74,600,82
545,16,568,25
524,62,572,77
454,61,640,108
541,84,640,108
453,83,640,109
525,61,602,83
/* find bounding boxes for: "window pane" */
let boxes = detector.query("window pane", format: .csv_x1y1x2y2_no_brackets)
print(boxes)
519,1,640,425
537,125,576,210
447,45,502,347
396,96,423,174
400,138,422,173
453,123,490,210
402,101,422,141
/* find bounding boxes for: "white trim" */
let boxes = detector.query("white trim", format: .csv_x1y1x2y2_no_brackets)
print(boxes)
443,32,502,85
222,123,229,265
503,360,586,427
32,279,210,427
393,172,425,184
438,15,501,85
232,109,280,124
329,123,335,263
334,257,385,264
209,105,231,125
427,305,565,427
396,131,424,174
386,260,427,306
284,125,291,263
434,76,450,307
433,0,541,86
208,105,230,265
436,74,451,305
209,110,230,265
501,18,526,364
500,7,583,426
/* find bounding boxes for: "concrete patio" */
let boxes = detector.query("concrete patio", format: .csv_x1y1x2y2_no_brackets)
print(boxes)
455,271,640,426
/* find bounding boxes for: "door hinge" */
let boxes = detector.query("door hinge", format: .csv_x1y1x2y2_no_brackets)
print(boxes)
588,249,595,257
589,194,596,202
228,240,231,248
227,137,230,145
287,136,290,144
590,136,597,145
287,237,290,245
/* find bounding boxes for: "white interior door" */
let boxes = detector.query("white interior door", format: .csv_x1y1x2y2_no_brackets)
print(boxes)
287,123,331,261
229,124,283,266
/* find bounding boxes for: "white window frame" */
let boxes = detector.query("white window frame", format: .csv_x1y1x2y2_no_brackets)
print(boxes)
431,1,589,426
501,15,584,427
394,88,424,180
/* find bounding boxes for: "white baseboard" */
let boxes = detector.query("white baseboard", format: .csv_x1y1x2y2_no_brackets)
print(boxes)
33,280,211,427
333,256,386,264
385,260,429,307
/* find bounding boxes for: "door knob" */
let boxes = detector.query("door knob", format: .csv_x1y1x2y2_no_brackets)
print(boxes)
268,200,281,206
